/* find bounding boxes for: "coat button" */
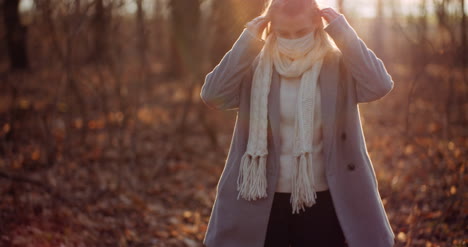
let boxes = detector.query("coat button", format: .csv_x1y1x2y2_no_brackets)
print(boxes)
341,131,346,141
347,163,355,171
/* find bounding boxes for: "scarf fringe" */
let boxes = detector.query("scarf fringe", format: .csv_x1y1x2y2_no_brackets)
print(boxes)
291,152,317,214
236,152,268,201
235,32,325,214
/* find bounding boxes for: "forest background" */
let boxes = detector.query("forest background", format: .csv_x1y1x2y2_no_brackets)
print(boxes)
0,0,466,246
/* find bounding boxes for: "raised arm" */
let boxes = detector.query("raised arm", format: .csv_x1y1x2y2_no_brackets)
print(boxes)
200,28,265,111
323,13,394,103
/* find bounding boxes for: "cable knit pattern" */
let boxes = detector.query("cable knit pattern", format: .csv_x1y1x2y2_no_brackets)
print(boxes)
236,30,333,214
276,75,329,193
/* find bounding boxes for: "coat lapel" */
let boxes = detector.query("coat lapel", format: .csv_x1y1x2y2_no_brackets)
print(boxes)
268,52,338,168
317,54,339,166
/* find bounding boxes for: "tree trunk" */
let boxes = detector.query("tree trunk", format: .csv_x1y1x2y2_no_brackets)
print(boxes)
92,0,108,63
3,0,30,71
168,0,201,78
461,0,467,123
373,0,385,61
168,0,201,138
136,0,148,67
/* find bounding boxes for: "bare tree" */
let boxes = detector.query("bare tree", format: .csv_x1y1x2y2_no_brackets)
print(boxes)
461,0,466,69
207,0,264,68
461,0,467,124
373,0,385,60
3,0,30,70
92,0,110,63
167,0,201,77
167,0,202,143
208,0,235,66
135,0,148,67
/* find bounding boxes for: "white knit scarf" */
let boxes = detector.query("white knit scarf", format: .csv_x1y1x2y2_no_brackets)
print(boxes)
236,30,329,214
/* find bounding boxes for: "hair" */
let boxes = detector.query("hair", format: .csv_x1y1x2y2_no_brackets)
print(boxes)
258,0,338,51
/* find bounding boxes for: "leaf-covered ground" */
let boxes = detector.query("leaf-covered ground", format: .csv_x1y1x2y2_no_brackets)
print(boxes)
0,67,466,247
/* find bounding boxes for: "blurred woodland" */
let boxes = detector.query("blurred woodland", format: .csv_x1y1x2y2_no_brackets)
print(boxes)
0,0,466,246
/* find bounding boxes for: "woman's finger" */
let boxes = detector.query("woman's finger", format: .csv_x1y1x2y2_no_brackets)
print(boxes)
321,11,330,17
321,11,330,16
322,7,337,14
320,9,340,23
320,9,331,16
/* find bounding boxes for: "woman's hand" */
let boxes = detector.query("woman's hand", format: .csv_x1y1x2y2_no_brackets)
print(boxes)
320,7,341,25
245,16,270,39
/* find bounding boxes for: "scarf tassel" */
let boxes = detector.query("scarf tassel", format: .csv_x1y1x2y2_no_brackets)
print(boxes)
236,152,268,201
291,152,317,214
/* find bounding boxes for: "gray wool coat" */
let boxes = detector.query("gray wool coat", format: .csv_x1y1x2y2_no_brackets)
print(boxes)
199,14,396,247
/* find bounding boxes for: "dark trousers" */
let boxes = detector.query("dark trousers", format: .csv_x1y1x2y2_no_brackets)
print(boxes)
264,190,347,247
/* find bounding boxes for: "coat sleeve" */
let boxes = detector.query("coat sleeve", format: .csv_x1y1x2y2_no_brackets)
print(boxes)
200,28,265,111
324,14,394,103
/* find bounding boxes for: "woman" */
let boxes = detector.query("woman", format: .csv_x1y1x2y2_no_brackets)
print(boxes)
200,0,395,246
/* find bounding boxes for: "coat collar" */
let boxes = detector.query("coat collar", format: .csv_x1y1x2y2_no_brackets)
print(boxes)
267,51,339,165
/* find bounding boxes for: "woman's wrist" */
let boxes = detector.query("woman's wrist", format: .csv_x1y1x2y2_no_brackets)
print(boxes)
244,16,269,42
244,26,265,43
323,13,344,30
